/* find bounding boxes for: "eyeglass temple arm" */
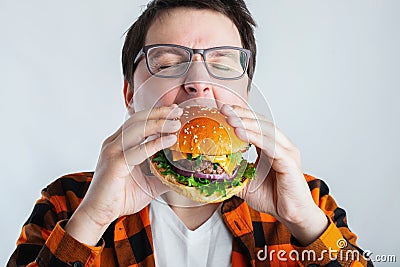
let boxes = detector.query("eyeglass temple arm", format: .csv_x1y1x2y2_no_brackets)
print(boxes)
133,48,145,65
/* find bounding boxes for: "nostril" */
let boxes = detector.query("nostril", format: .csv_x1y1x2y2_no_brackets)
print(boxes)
189,87,197,93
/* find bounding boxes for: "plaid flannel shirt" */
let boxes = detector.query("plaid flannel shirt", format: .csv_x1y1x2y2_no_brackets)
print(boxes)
8,172,373,267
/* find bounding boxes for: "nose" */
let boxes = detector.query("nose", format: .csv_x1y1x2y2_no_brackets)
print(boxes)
183,54,213,97
183,82,211,97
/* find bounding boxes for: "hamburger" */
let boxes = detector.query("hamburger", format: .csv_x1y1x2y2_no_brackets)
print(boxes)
150,105,256,203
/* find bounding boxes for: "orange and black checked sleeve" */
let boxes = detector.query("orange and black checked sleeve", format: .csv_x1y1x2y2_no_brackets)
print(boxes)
222,174,374,267
292,175,374,266
7,173,103,267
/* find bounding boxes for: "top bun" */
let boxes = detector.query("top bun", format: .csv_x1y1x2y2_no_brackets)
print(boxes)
169,106,248,155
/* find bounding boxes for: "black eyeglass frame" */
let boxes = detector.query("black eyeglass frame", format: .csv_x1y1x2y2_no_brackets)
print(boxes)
133,44,252,80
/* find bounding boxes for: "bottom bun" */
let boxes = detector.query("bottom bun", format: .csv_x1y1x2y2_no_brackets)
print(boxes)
149,156,248,203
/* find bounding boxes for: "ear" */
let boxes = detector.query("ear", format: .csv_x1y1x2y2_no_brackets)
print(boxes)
123,79,133,109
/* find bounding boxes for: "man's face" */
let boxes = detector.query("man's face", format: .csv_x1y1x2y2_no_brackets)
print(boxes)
129,7,249,111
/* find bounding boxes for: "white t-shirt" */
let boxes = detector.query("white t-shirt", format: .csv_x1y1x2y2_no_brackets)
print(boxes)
149,198,233,267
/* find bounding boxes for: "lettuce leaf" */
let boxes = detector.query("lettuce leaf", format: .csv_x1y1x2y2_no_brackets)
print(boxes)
151,151,256,197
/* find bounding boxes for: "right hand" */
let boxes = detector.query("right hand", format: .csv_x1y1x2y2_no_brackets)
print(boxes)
65,105,182,245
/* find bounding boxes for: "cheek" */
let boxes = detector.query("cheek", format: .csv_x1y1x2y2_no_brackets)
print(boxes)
156,88,179,106
213,78,249,108
133,62,152,92
132,65,180,111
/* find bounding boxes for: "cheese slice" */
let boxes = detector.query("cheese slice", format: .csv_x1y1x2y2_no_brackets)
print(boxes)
171,150,187,161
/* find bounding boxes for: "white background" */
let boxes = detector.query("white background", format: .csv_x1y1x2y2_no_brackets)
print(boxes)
1,0,399,265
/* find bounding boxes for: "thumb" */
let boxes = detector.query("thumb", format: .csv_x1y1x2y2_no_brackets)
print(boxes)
149,176,171,196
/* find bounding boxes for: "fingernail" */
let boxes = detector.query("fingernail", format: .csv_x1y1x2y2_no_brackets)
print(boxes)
173,106,183,113
235,127,247,139
170,107,183,117
221,104,234,115
227,116,243,127
223,104,232,110
169,120,181,129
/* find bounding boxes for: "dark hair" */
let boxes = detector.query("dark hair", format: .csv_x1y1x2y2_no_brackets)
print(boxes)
122,0,257,84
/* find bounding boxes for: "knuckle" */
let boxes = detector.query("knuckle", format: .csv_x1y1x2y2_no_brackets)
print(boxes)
145,120,162,135
102,136,123,156
103,133,116,146
153,106,168,116
101,142,119,157
101,138,114,152
288,146,301,158
156,119,165,128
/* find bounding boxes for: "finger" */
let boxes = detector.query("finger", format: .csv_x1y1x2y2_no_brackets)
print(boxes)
226,116,271,135
134,171,171,200
148,176,171,196
235,127,297,165
124,134,177,166
103,124,123,144
122,119,181,149
221,104,268,121
126,105,183,127
235,127,276,158
227,117,294,150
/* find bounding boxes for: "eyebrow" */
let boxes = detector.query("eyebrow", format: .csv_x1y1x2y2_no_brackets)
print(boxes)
149,47,188,60
207,50,238,59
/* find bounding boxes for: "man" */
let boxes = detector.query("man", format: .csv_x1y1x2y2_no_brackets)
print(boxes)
8,1,373,266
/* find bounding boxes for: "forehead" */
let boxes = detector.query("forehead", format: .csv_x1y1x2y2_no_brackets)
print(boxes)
145,7,242,49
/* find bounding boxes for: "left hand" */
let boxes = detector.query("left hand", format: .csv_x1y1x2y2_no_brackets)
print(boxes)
221,104,328,245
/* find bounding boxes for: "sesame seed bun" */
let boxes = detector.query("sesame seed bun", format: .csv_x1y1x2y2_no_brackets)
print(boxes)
169,106,249,155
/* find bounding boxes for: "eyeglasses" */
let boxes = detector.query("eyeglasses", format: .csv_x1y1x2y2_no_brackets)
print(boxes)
133,44,251,80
